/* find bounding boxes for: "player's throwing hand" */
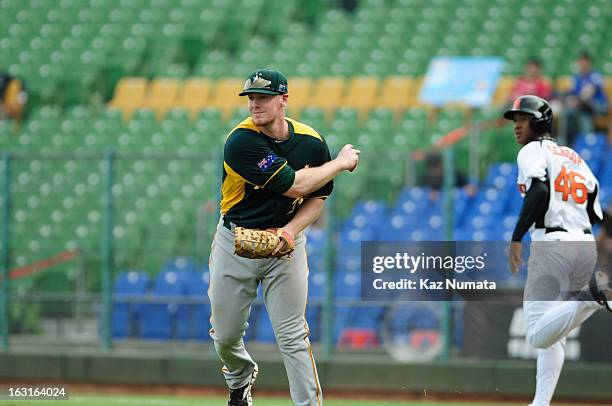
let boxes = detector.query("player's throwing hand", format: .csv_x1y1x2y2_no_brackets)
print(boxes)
508,241,524,275
337,144,360,172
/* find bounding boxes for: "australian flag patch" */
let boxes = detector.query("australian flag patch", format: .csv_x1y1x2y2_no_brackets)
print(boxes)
257,153,277,171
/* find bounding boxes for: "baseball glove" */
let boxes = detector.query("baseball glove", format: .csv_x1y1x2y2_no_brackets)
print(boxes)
234,227,295,259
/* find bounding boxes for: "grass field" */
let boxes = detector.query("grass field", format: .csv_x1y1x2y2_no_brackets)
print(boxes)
1,393,575,406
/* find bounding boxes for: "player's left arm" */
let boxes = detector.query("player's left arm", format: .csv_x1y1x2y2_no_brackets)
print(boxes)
586,184,603,225
277,136,333,244
273,198,325,255
283,198,325,238
583,162,604,225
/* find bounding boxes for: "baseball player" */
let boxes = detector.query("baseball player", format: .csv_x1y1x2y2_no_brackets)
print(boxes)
208,68,360,406
503,95,611,406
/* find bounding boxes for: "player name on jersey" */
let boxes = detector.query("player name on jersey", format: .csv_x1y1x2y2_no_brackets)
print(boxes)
546,144,583,164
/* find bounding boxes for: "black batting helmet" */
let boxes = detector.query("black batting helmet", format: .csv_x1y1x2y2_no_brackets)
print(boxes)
503,95,553,134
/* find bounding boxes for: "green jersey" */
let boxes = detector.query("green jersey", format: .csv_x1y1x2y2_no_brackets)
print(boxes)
221,116,333,228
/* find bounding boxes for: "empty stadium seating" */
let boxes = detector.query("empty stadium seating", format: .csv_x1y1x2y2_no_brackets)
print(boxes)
1,0,610,351
110,264,209,341
112,270,149,339
1,0,609,109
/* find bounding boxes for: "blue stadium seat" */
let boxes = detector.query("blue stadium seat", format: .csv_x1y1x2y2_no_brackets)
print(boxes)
309,271,327,299
599,147,612,203
350,199,388,219
306,227,328,270
112,270,149,339
255,310,275,343
453,229,469,241
349,305,385,330
307,252,326,273
245,286,264,342
334,270,360,298
470,215,495,231
452,188,474,225
338,225,376,247
114,270,150,293
394,197,425,218
484,163,516,188
336,226,371,273
425,213,444,233
578,147,605,176
305,227,327,256
177,270,210,341
465,228,496,241
164,257,198,274
332,270,364,345
573,133,608,177
572,133,607,151
383,304,442,352
307,270,326,342
375,214,414,241
396,186,430,208
245,305,261,343
306,306,321,342
507,188,523,215
334,306,352,344
600,186,611,207
336,251,361,273
388,304,440,332
139,270,185,340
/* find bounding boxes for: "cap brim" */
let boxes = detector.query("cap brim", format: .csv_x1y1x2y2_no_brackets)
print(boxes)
503,108,538,120
239,89,283,96
503,109,519,120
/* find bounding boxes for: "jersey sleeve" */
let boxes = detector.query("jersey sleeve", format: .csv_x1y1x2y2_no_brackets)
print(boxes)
224,129,295,194
511,178,549,241
306,137,334,199
516,142,547,196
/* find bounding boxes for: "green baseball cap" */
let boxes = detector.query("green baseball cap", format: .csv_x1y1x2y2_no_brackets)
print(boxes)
239,68,288,96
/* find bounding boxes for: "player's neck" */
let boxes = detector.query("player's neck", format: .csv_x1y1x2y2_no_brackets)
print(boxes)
535,133,555,142
260,116,290,142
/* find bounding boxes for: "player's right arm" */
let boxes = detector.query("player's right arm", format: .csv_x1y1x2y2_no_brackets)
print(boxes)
283,144,360,198
509,142,549,274
225,130,359,198
511,178,549,242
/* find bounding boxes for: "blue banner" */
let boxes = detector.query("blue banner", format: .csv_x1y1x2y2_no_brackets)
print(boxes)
419,57,504,107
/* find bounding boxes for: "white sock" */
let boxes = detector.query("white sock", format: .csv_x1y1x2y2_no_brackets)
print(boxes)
532,338,566,406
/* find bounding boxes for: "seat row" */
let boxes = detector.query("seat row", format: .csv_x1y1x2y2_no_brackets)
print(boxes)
108,75,612,122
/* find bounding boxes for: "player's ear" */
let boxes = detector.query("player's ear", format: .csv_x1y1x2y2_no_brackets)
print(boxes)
280,94,288,108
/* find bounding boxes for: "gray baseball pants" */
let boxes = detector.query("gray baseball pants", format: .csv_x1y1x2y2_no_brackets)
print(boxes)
208,219,322,406
523,238,600,406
